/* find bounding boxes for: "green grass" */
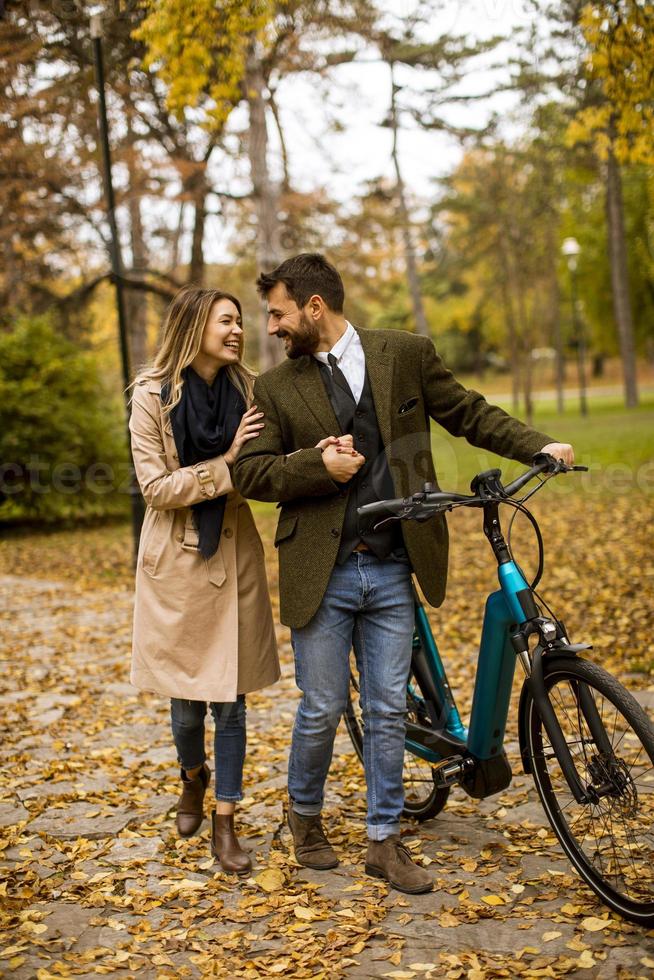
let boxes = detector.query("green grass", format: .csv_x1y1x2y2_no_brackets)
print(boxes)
251,396,654,515
430,395,654,495
250,395,654,513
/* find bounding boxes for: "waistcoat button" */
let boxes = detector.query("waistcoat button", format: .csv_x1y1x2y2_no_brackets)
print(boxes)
331,528,339,537
223,527,233,538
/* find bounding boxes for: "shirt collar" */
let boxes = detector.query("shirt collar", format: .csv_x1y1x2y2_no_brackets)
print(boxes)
314,321,356,365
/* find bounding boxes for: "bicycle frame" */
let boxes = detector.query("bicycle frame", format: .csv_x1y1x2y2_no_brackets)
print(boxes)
408,497,593,803
358,462,605,803
410,560,528,767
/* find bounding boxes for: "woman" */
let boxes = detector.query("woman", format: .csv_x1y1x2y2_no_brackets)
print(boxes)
128,285,280,875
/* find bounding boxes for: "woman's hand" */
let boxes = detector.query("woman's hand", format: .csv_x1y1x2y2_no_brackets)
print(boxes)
315,434,354,452
224,406,265,465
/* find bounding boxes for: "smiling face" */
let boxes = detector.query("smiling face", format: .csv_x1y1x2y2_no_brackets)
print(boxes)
199,298,243,367
265,281,320,359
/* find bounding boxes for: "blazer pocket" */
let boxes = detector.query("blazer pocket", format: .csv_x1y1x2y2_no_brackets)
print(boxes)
397,396,420,417
274,514,298,548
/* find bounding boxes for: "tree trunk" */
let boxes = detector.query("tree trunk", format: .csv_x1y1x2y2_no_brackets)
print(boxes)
246,47,282,371
124,121,150,375
498,239,521,416
188,165,208,286
170,200,185,274
605,143,638,407
518,286,533,426
544,216,565,413
389,63,429,338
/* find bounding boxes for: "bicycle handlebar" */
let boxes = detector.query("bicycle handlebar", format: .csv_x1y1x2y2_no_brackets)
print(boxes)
357,453,588,522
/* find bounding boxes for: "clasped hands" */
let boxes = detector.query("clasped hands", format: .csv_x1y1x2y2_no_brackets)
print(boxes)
316,434,365,483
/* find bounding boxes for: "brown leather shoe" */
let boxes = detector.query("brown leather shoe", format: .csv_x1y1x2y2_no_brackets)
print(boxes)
365,835,433,894
287,806,339,870
175,764,210,838
210,812,252,876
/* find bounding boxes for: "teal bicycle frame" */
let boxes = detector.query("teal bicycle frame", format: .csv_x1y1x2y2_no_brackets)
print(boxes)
356,459,596,804
409,560,528,767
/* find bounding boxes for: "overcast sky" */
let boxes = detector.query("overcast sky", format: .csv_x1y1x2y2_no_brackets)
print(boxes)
203,0,537,262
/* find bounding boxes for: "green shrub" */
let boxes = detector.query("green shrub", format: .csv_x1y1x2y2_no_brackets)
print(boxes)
0,314,130,523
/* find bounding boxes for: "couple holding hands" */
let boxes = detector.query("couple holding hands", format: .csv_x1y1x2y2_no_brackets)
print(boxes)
129,252,573,894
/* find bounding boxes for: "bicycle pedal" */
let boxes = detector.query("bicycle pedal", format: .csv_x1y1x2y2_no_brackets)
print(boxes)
433,756,469,786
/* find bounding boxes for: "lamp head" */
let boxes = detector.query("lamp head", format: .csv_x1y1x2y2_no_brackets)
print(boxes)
561,237,580,272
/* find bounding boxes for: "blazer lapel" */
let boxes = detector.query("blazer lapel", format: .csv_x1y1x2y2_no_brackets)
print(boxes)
293,357,340,436
357,328,394,449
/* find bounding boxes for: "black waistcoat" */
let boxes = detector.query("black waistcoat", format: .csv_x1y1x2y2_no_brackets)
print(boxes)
318,362,404,563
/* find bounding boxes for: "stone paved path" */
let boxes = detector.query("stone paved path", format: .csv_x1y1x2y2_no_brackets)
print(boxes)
2,573,654,978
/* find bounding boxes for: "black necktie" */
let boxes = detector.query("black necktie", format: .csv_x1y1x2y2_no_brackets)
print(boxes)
328,352,355,403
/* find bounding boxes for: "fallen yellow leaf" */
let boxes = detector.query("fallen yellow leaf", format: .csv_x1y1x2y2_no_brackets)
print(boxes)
482,894,505,906
254,867,285,893
164,878,206,892
438,911,460,927
581,916,610,932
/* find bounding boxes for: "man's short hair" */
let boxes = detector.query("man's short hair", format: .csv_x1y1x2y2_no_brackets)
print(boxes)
256,253,345,312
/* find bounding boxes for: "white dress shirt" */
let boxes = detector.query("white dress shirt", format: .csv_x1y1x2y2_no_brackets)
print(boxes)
313,321,366,403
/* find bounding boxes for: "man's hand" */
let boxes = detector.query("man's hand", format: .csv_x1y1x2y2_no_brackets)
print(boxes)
541,442,575,466
322,443,365,483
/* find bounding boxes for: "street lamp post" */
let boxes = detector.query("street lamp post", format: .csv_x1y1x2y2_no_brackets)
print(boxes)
90,13,145,560
561,237,588,417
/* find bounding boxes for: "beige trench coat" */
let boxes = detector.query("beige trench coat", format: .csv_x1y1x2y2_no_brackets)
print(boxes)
128,377,280,703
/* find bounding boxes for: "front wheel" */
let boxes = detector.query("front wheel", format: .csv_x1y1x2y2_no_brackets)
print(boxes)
344,668,450,822
523,656,654,926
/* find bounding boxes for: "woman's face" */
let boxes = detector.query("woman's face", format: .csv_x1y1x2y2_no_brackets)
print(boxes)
200,298,243,367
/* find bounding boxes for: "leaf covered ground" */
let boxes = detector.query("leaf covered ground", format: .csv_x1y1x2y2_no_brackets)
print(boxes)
1,492,653,978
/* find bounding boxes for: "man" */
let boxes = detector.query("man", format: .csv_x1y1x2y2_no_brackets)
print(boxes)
234,253,573,894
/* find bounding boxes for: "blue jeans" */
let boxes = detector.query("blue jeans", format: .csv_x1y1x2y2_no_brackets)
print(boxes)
288,552,414,840
170,696,246,803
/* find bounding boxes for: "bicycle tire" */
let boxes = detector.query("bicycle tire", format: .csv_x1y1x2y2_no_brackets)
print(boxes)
523,655,654,926
344,668,450,822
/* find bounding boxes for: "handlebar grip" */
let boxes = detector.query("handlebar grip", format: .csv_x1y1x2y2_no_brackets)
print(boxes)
503,453,556,497
357,497,408,518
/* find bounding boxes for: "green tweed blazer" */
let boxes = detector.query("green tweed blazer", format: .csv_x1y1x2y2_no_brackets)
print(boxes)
233,328,552,628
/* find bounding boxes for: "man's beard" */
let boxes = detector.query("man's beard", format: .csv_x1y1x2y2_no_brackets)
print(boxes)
280,311,320,359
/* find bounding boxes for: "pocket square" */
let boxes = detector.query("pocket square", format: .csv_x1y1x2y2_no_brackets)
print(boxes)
398,397,419,415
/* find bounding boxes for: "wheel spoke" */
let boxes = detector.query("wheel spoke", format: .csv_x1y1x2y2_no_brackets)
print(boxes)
528,663,654,916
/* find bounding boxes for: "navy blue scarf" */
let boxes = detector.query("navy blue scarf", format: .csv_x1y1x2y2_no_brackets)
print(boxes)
162,367,245,559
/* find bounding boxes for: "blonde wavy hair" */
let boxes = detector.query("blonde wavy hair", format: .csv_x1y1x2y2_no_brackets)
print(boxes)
131,285,255,418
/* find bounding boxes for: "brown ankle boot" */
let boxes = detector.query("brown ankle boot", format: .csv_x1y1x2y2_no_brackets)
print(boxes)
365,834,433,894
287,806,339,870
175,764,210,837
211,812,252,876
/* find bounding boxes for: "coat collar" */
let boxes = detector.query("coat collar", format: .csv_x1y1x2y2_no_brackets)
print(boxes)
292,327,394,444
137,378,172,434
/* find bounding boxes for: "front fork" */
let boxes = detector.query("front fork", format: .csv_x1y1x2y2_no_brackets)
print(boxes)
515,626,606,805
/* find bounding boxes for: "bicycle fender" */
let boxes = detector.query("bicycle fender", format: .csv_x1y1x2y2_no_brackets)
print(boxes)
549,641,592,655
